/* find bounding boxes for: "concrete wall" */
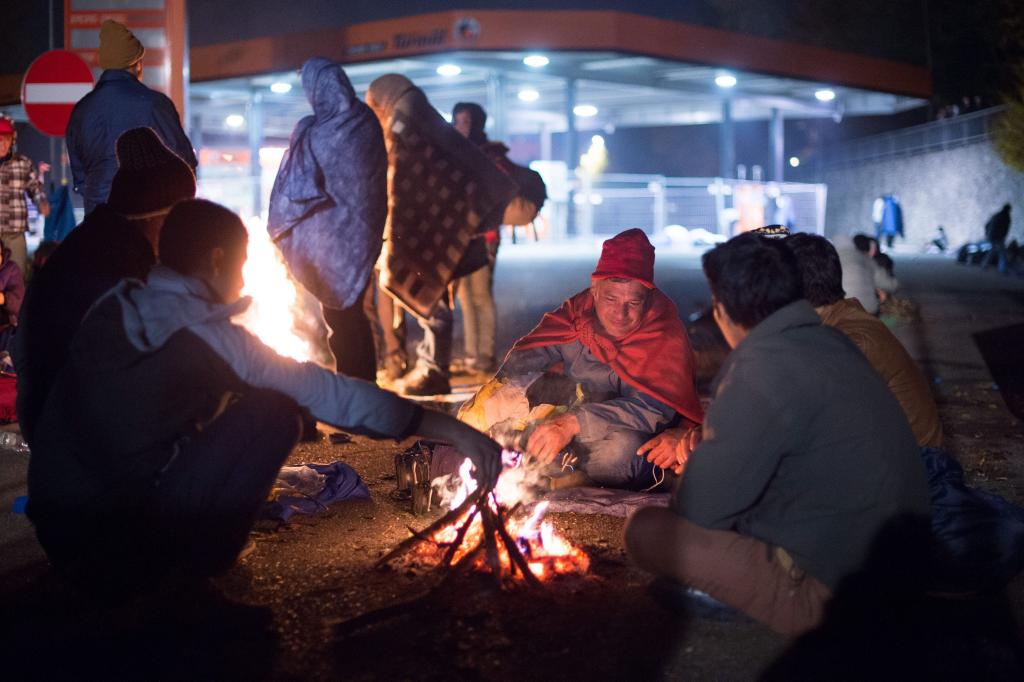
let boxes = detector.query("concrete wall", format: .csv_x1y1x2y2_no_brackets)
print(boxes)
823,141,1024,249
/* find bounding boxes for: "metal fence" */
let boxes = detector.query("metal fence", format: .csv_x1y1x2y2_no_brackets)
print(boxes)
569,173,827,239
824,106,1004,169
195,169,828,242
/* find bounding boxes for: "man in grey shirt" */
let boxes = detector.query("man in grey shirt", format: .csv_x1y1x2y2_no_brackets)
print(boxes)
625,233,930,634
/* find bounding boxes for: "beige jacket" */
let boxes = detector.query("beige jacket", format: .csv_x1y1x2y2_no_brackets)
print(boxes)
817,298,942,448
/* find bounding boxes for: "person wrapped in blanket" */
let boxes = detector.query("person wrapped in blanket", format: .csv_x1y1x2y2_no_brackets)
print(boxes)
26,199,502,599
365,75,517,396
487,229,703,490
268,57,387,381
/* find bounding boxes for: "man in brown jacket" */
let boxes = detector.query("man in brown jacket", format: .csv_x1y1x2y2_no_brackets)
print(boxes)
786,233,942,448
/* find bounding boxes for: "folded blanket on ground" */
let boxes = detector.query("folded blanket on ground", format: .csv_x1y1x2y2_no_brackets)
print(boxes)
265,462,370,522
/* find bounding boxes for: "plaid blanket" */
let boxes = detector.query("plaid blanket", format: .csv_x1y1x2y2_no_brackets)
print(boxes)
368,75,516,320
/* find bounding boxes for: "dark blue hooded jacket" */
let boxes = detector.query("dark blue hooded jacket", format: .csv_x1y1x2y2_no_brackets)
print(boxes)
66,69,196,214
268,58,388,310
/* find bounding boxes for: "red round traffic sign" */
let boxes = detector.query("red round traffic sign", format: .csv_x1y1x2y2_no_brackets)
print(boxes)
21,50,95,137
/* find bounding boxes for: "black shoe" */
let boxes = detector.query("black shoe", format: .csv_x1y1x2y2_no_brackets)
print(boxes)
400,368,451,396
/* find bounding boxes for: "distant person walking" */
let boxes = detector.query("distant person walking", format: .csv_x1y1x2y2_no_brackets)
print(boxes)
0,115,50,272
872,194,904,249
66,20,196,214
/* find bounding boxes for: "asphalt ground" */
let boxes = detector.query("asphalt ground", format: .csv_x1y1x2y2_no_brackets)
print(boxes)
2,250,1024,680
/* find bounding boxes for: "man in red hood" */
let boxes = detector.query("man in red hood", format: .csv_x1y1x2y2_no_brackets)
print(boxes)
498,229,702,489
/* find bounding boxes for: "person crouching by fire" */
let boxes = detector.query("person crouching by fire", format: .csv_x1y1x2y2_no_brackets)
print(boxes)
497,228,703,490
26,199,502,599
624,233,930,635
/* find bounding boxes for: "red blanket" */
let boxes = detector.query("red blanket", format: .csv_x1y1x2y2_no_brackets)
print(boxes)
512,289,703,424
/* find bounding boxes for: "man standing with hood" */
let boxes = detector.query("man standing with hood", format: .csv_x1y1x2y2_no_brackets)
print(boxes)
66,20,196,214
269,58,387,380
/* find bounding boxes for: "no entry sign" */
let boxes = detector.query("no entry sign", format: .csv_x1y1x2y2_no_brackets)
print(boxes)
21,50,95,137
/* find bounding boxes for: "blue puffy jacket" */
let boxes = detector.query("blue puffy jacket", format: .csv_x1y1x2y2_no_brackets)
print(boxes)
66,69,196,214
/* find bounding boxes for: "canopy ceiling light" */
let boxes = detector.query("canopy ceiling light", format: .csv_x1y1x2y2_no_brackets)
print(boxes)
270,82,292,94
225,114,245,128
789,156,801,168
523,55,550,68
517,88,540,102
814,88,836,102
573,104,598,117
436,64,462,77
714,73,737,88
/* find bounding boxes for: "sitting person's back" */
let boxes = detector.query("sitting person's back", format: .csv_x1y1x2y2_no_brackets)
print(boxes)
15,127,196,445
837,234,897,315
787,233,942,448
0,238,25,352
625,233,929,635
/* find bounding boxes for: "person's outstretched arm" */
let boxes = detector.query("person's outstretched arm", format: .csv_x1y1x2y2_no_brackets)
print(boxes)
191,319,503,485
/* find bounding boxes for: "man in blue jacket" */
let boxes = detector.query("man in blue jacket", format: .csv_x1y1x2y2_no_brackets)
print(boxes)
66,20,197,214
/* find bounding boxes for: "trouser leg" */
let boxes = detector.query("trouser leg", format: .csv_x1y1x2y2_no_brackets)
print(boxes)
573,428,655,490
375,280,407,359
3,232,27,273
624,507,832,635
322,280,377,381
414,296,452,377
475,248,497,366
457,262,495,364
153,389,302,575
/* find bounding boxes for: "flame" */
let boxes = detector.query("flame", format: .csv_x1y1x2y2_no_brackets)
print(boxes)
234,215,314,362
416,455,590,581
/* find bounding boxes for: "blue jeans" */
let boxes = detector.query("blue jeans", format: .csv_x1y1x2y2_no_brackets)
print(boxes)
414,296,453,377
573,428,656,490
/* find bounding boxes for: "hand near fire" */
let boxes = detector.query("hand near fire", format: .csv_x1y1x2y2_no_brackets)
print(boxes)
525,413,580,465
417,409,503,486
636,425,702,474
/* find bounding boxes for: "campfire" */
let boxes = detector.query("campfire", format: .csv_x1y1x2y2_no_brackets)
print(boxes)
378,452,590,586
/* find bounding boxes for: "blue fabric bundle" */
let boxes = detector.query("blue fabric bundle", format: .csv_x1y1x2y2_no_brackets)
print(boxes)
268,58,387,310
264,461,370,522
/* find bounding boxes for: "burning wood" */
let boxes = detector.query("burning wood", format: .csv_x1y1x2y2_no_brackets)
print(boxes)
378,454,590,586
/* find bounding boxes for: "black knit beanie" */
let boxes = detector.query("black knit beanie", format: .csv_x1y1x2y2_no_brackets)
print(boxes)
107,127,196,218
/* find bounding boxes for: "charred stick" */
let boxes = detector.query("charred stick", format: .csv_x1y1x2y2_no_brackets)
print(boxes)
480,506,503,582
375,489,484,567
440,507,480,567
493,511,543,587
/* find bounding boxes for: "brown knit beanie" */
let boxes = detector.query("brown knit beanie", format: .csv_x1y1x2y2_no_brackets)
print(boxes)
99,20,145,70
107,127,196,219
